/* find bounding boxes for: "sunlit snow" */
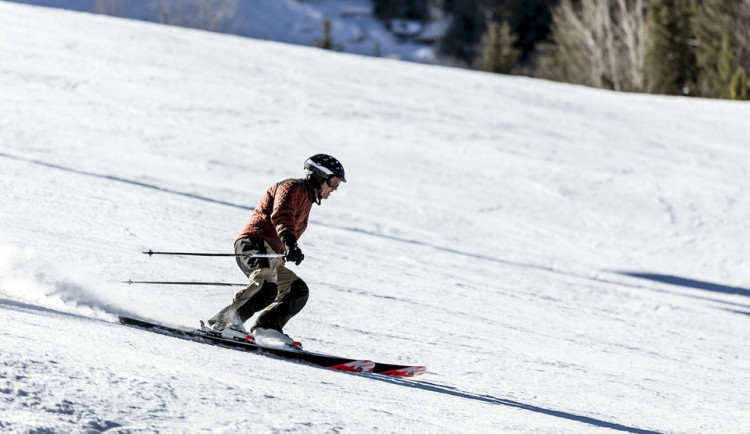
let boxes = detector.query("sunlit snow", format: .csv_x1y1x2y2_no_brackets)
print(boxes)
1,2,749,433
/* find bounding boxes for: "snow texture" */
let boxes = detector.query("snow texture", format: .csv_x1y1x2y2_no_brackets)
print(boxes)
1,2,749,433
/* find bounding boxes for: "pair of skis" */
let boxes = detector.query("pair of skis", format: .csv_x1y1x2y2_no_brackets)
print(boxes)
119,316,425,378
127,250,425,377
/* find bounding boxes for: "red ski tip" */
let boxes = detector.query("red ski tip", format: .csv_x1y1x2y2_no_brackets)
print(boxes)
329,360,375,373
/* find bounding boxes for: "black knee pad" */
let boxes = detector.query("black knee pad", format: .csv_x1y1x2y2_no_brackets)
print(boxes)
256,281,279,306
290,279,309,303
237,281,278,322
254,280,309,331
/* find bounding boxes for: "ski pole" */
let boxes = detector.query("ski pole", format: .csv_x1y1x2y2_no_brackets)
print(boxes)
142,249,284,258
123,279,246,287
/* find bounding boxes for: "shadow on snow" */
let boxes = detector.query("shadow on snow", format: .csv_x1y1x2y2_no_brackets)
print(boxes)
368,376,662,434
616,272,750,298
0,151,252,211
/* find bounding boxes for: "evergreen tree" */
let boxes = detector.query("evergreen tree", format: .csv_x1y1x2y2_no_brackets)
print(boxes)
513,0,555,62
481,0,556,63
692,0,750,99
315,19,341,51
479,20,520,74
729,67,748,100
437,0,484,65
644,0,698,95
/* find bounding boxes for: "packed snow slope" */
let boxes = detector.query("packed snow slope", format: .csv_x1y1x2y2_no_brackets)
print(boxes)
1,2,749,433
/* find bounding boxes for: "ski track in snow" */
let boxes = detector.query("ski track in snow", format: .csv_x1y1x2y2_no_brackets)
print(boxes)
1,2,750,433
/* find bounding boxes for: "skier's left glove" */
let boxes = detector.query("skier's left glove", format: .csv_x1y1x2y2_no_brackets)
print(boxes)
282,234,304,266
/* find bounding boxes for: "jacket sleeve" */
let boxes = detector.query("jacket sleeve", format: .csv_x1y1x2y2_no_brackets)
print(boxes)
271,181,302,239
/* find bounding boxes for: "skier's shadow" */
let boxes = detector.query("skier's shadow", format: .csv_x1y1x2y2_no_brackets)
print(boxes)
0,151,252,211
616,272,750,298
367,376,662,434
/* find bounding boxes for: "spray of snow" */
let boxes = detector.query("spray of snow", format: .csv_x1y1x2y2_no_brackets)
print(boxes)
0,244,131,321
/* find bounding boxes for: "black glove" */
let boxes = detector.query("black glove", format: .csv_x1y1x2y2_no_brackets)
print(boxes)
281,234,304,266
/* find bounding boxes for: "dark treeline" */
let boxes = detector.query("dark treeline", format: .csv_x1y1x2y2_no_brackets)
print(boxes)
373,0,750,100
373,0,556,66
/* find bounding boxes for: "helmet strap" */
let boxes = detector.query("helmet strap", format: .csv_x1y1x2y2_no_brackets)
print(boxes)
306,175,324,205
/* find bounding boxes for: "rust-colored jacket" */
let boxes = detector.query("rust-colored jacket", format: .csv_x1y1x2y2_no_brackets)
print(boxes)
236,178,317,254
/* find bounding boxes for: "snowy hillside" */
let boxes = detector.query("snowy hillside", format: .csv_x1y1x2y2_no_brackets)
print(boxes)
2,2,750,433
5,0,436,62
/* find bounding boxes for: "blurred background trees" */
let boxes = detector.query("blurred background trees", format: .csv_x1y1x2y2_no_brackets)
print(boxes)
536,0,647,92
376,0,749,99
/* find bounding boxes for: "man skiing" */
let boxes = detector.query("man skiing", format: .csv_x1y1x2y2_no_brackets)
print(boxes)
207,154,346,349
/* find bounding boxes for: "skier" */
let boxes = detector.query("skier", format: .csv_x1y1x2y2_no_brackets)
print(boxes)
207,154,346,348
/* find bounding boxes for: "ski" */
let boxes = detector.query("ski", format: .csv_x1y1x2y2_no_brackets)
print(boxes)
118,316,425,377
118,316,374,373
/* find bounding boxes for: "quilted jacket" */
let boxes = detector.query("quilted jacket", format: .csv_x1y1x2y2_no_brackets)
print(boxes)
236,178,317,254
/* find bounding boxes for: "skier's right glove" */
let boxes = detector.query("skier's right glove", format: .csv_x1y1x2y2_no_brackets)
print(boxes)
281,234,304,266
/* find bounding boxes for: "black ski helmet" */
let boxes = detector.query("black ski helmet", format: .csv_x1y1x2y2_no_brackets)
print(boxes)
304,154,346,185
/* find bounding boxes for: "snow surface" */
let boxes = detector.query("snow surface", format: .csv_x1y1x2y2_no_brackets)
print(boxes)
1,2,750,433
